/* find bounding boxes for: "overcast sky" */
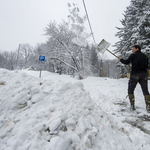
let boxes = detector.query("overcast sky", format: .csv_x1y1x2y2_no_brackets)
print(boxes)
0,0,130,56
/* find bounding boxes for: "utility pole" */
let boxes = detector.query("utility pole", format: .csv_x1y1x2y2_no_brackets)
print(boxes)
108,62,110,78
16,44,21,69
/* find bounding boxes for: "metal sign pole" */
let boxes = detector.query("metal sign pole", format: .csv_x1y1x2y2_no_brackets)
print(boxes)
39,55,45,78
39,62,41,78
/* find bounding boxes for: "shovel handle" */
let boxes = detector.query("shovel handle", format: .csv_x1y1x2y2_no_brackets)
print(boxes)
106,49,119,59
106,49,131,68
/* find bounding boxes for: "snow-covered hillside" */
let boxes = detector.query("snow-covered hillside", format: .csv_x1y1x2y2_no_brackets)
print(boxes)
1,68,150,150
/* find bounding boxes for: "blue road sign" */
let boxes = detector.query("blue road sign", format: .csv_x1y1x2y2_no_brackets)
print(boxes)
39,55,45,61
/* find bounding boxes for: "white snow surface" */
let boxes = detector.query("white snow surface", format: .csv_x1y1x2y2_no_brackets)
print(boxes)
1,68,150,150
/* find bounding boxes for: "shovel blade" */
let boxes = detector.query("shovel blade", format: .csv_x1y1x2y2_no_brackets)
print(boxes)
97,39,111,54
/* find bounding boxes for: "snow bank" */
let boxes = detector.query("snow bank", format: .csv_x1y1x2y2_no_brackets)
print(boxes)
1,69,150,150
0,69,99,149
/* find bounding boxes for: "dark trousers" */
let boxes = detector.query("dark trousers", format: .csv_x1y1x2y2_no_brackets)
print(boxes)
128,73,149,95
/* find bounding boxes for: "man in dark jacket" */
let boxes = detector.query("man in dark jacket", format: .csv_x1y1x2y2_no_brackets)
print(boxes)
118,45,150,112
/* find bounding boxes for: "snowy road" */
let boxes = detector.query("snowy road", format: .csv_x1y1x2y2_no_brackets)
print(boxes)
82,77,150,138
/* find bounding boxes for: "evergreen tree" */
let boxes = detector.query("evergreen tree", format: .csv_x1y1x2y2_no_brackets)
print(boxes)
114,0,150,73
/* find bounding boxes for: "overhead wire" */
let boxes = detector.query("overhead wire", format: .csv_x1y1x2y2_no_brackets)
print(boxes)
82,0,96,45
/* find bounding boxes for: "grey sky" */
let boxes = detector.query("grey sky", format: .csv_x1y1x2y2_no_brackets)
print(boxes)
0,0,130,54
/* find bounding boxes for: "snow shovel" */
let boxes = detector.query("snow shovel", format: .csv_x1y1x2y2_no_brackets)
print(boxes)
97,39,131,68
97,39,119,59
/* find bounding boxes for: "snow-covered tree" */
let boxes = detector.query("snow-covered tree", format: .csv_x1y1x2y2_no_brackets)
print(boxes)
114,0,150,73
44,1,93,80
44,21,84,79
18,44,33,68
0,51,17,70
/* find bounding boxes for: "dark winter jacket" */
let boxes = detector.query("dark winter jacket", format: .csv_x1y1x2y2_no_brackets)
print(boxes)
120,50,148,74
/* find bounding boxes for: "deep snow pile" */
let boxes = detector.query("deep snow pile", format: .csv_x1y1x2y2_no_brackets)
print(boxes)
0,68,150,150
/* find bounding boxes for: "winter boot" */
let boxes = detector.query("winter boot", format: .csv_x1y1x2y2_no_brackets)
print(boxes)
129,94,135,110
144,95,150,113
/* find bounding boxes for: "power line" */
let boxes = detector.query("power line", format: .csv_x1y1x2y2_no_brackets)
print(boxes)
82,0,96,45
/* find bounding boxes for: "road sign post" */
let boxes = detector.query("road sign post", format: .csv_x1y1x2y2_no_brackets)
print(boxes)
39,55,45,78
